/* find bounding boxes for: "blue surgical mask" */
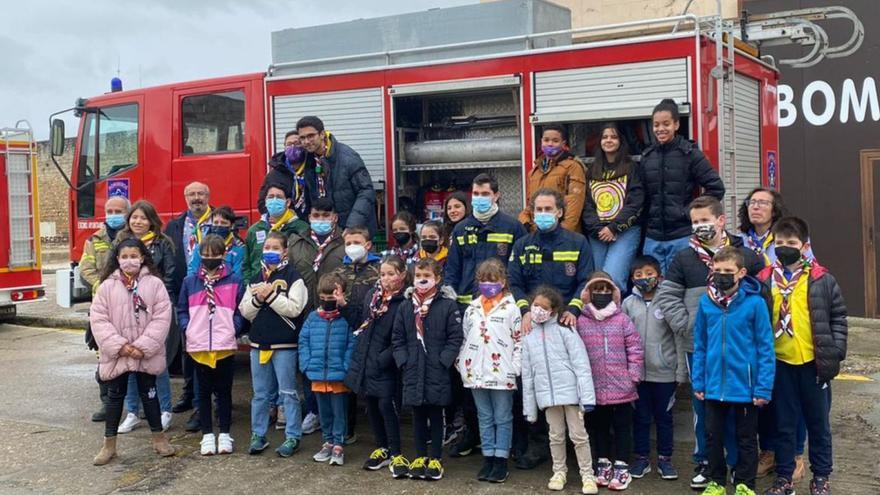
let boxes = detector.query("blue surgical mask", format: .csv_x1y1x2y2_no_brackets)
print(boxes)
266,197,287,217
262,251,282,265
311,220,333,236
105,213,125,230
209,226,231,238
534,212,558,231
471,196,492,214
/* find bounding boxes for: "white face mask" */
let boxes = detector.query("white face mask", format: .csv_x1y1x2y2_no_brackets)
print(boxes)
531,305,553,324
345,244,367,262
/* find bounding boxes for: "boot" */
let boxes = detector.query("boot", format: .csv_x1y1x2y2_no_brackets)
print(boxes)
792,455,806,482
93,437,117,466
152,433,177,457
92,382,110,422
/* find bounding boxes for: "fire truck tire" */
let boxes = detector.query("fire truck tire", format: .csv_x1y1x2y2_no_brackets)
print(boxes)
0,305,17,323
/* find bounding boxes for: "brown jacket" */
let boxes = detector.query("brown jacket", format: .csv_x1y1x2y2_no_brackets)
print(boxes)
519,152,588,233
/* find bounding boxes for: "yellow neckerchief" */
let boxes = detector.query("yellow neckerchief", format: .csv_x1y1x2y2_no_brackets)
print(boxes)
140,231,156,245
259,350,274,364
419,246,449,262
317,131,333,159
293,161,307,199
191,351,235,369
194,207,212,243
269,209,295,232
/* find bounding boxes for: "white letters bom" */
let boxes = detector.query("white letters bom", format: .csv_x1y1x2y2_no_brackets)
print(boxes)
779,76,880,127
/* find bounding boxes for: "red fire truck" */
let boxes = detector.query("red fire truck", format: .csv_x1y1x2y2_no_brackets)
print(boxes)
0,122,45,320
47,2,862,286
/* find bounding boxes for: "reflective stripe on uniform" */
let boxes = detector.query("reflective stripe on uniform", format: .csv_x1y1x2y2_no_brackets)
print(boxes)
552,251,579,262
486,233,514,243
516,299,529,309
457,294,473,304
518,253,543,265
569,298,584,310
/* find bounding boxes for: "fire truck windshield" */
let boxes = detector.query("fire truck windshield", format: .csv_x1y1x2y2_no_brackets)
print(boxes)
75,103,138,218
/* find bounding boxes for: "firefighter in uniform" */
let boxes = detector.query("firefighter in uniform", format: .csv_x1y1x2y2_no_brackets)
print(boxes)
507,187,594,470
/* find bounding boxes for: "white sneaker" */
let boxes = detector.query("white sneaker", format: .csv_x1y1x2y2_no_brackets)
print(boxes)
302,412,320,435
217,433,234,454
275,406,286,430
200,433,217,456
161,411,173,431
117,412,141,434
548,471,567,491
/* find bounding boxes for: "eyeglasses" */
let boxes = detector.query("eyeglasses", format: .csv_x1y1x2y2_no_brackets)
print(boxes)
747,199,773,208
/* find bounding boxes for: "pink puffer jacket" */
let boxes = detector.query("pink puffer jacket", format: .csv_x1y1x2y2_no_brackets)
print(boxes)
90,268,172,381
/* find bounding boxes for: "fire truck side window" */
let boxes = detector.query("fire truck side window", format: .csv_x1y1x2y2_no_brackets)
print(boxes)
181,91,245,155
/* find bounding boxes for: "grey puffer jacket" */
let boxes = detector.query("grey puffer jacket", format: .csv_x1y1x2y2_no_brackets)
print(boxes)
521,318,595,421
621,290,688,383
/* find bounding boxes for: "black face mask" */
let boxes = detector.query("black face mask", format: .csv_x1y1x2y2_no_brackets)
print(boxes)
393,232,412,247
775,246,802,266
712,273,737,293
421,240,439,254
320,299,338,312
591,293,613,309
201,258,223,271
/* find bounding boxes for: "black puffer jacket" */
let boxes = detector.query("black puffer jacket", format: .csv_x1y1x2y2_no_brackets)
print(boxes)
303,134,377,234
258,151,310,219
344,288,406,398
757,262,848,383
392,287,463,407
640,135,725,240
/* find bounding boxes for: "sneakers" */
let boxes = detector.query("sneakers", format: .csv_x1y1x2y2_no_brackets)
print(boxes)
363,448,390,470
608,462,632,491
657,456,679,480
161,411,173,432
117,412,141,434
200,433,217,456
758,451,776,477
596,458,613,487
275,406,286,430
793,455,807,482
691,462,711,489
548,471,567,491
389,455,410,479
810,476,830,495
329,446,344,466
218,433,234,454
487,456,509,483
408,457,428,479
425,458,444,480
443,424,459,446
449,429,479,457
736,484,757,495
582,475,599,495
629,456,651,478
477,456,494,481
313,442,334,462
701,481,726,495
275,438,299,458
345,433,358,445
763,477,796,495
302,412,320,435
247,434,269,455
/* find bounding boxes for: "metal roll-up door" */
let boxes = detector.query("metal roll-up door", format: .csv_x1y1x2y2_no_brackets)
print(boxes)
725,75,761,229
532,58,690,123
273,88,385,188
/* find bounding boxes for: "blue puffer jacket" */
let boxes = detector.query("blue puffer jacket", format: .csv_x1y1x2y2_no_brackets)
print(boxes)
298,311,356,382
692,276,775,403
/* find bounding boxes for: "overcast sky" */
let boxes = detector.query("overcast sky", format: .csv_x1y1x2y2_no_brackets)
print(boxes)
1,0,474,140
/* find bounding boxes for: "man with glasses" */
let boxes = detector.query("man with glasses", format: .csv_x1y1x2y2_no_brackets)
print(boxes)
296,116,377,234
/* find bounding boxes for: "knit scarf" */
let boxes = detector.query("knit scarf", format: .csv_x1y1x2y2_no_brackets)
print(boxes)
269,209,296,232
412,287,438,352
261,258,289,282
745,229,773,266
689,231,730,282
199,266,221,322
473,203,499,224
771,258,811,338
311,229,338,272
354,282,399,336
122,271,147,324
707,282,737,309
585,301,618,321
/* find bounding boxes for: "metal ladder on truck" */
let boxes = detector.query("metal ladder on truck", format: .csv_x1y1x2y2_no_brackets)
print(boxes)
0,121,39,269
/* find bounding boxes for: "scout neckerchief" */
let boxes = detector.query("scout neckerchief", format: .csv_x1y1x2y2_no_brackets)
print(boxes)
122,270,147,324
417,246,448,264
745,228,773,266
268,209,295,232
261,258,289,282
318,307,340,321
689,231,730,283
355,282,399,336
412,287,438,353
390,244,419,264
194,207,212,244
314,132,334,199
293,161,307,213
707,281,737,309
771,258,811,338
199,265,223,323
140,231,157,246
311,228,338,272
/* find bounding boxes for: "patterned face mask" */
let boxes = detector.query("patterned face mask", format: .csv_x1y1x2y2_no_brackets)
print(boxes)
531,305,553,324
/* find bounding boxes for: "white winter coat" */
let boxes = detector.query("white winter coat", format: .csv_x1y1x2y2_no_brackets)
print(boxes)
457,294,523,390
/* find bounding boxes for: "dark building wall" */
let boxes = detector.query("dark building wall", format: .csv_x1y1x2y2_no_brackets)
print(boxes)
748,0,879,316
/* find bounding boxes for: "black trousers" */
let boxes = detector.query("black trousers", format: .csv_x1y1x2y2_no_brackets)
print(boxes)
367,395,401,455
412,405,444,459
512,378,549,458
587,403,634,464
194,356,235,434
103,372,162,437
706,400,758,489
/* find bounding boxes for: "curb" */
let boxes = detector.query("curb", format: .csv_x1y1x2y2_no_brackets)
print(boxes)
12,314,87,330
850,317,880,330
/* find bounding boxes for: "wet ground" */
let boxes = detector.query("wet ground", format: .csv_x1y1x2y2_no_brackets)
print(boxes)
1,323,879,494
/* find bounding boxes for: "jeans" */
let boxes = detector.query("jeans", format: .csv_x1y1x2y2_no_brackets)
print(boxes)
249,349,303,439
643,235,691,275
194,356,234,435
302,373,318,417
774,360,833,480
367,395,401,455
589,226,642,292
125,369,172,413
316,391,348,446
103,372,162,437
706,400,759,489
688,352,738,466
547,405,593,477
587,403,634,464
471,389,514,459
413,405,444,459
634,381,676,458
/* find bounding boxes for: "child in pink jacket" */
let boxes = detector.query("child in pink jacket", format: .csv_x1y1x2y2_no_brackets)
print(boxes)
89,236,176,466
576,271,643,491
